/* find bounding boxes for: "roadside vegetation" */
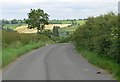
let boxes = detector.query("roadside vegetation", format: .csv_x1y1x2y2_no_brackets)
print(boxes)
70,12,119,80
1,8,119,81
0,30,2,68
2,9,54,68
2,31,54,67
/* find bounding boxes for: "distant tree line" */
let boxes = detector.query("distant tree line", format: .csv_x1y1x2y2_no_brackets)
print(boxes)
71,12,119,63
49,19,83,25
1,19,26,26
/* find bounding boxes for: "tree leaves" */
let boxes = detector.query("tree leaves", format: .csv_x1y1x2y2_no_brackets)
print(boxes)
27,9,49,33
72,12,119,63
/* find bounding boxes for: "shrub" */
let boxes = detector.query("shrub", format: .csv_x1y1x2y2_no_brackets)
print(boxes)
2,31,50,48
71,12,119,63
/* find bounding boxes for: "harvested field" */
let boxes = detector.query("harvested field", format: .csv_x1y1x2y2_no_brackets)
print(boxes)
14,24,71,33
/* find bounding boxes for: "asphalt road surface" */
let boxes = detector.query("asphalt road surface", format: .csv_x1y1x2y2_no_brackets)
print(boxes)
3,43,113,80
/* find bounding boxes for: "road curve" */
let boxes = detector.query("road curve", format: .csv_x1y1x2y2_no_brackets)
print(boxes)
3,43,113,80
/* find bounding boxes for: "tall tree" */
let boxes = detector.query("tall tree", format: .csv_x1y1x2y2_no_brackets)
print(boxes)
11,19,18,24
27,9,49,33
53,26,60,37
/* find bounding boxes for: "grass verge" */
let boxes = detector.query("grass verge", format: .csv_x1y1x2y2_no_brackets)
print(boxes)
2,41,54,68
76,46,120,81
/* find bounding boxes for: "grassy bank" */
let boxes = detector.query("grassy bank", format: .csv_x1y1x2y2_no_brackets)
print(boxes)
2,31,54,68
76,46,120,81
2,41,53,68
0,50,1,68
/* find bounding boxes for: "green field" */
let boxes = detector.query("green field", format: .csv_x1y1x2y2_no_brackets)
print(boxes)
76,20,87,25
59,20,86,37
49,20,72,24
3,24,26,29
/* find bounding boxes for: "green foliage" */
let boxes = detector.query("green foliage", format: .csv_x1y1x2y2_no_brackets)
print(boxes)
1,19,25,25
59,37,70,43
43,30,52,38
49,20,72,24
11,19,18,24
50,36,60,42
2,31,54,67
27,9,49,33
2,41,53,67
53,26,60,37
58,20,86,37
72,12,119,63
49,19,86,25
59,25,79,37
76,46,120,81
2,31,50,48
3,24,20,29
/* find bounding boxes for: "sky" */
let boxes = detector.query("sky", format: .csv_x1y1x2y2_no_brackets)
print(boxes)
0,0,119,20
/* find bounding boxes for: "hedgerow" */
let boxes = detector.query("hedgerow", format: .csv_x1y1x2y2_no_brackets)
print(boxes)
71,12,119,63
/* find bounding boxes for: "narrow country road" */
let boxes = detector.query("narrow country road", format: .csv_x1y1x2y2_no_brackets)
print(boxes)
3,43,113,80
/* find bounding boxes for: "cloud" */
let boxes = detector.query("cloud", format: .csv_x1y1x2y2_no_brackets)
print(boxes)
1,0,118,3
0,0,118,19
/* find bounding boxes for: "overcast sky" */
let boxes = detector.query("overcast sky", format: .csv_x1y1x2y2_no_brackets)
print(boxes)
0,0,119,20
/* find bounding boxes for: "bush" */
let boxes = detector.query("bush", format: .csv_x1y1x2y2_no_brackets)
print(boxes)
2,31,50,48
59,37,70,43
71,12,119,63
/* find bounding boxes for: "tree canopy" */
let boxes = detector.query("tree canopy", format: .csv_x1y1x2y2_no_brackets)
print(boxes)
27,9,49,33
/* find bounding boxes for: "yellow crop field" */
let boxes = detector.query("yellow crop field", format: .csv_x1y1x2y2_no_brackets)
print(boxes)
14,24,71,33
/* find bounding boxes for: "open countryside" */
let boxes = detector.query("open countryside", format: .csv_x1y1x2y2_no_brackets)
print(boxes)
14,24,71,33
1,0,119,81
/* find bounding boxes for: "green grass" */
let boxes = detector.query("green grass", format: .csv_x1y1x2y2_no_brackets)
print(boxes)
0,50,2,68
2,40,54,67
58,20,86,37
2,31,54,68
3,24,27,29
76,20,87,25
60,25,79,32
49,20,72,24
59,25,79,37
76,46,120,81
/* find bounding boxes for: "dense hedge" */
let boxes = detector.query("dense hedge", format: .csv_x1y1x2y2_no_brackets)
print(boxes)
71,12,119,63
2,31,50,48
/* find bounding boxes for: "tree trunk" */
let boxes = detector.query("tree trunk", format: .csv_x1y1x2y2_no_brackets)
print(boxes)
37,27,39,34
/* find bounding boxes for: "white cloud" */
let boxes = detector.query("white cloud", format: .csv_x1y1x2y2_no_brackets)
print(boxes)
0,0,118,19
0,0,119,3
0,0,43,4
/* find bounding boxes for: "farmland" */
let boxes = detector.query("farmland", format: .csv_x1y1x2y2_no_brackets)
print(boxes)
14,24,71,33
59,20,86,37
1,0,119,81
1,19,83,68
3,24,20,29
